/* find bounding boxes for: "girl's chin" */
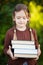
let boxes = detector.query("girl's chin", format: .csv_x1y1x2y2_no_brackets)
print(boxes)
18,25,25,28
17,25,25,27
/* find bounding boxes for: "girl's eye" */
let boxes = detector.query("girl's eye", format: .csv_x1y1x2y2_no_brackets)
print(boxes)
17,17,26,19
17,17,20,19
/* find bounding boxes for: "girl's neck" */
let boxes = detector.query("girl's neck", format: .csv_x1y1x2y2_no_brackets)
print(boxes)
16,26,26,31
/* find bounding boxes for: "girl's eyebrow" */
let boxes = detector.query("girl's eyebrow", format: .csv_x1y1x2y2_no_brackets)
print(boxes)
17,16,21,18
16,16,26,18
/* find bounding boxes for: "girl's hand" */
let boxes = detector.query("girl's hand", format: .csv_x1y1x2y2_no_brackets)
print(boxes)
37,44,41,57
35,56,39,60
7,46,18,60
35,44,41,60
7,46,14,59
13,55,18,60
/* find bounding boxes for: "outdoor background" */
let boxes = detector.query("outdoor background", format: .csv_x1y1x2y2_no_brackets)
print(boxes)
0,0,43,65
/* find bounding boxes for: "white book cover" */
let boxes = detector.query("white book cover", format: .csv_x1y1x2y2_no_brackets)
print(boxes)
14,54,37,58
14,49,37,54
11,40,35,45
12,44,35,49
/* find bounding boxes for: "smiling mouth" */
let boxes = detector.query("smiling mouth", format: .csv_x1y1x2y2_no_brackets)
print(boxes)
18,22,24,24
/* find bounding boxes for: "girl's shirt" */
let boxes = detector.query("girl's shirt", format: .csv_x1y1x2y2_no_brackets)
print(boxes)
4,26,38,65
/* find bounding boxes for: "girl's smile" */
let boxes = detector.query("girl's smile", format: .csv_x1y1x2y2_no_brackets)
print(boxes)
13,10,28,31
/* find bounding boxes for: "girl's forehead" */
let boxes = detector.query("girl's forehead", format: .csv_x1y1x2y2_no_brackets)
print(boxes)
15,10,27,17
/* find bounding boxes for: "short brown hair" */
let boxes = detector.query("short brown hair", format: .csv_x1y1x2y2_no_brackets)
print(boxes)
12,3,30,17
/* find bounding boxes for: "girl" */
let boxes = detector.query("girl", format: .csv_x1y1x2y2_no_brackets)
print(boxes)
4,4,41,65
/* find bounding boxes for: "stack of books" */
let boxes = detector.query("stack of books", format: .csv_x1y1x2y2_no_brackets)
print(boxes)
11,40,38,58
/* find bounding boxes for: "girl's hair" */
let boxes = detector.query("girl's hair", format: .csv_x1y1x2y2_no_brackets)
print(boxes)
12,4,30,26
12,3,30,17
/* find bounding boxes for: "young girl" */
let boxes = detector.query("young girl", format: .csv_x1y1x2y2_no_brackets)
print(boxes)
4,4,41,65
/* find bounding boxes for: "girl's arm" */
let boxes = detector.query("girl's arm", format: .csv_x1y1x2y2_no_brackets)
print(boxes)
4,30,11,55
33,30,41,60
4,30,17,60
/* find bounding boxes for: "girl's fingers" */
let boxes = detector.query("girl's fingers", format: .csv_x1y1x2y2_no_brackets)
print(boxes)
35,56,39,60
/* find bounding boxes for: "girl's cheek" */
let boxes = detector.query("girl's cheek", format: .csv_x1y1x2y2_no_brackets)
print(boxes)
15,19,19,23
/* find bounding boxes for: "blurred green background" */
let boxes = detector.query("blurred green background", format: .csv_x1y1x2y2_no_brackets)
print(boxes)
0,0,43,65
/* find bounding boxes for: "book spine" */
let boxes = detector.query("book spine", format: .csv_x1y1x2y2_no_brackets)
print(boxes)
14,49,37,54
14,54,37,58
12,44,35,49
11,40,34,45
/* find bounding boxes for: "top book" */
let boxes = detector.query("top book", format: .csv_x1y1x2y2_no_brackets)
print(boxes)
11,40,35,45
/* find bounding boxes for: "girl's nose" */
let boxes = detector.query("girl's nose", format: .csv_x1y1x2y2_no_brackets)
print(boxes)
20,18,24,22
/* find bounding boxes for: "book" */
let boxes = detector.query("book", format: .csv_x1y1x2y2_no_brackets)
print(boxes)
14,49,37,58
11,40,34,45
12,44,35,49
11,40,38,58
14,53,37,58
14,49,37,54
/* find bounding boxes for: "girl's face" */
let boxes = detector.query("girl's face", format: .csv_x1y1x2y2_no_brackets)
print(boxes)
13,10,28,28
